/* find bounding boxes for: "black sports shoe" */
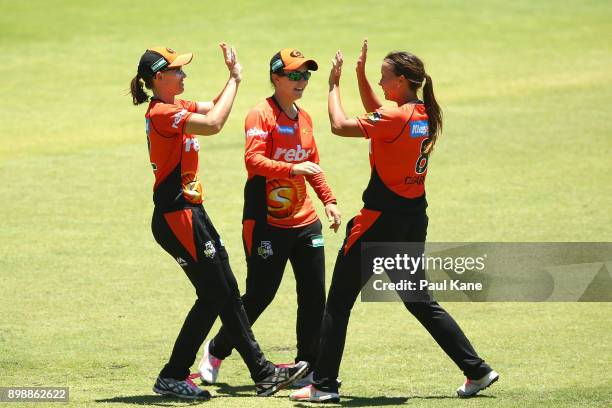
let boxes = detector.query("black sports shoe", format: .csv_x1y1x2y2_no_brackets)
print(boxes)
153,376,211,399
256,360,309,396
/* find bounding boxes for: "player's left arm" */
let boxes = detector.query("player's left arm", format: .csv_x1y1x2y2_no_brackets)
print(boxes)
196,82,232,114
305,143,341,232
195,43,240,115
306,171,341,232
328,50,365,138
304,144,337,206
356,39,383,112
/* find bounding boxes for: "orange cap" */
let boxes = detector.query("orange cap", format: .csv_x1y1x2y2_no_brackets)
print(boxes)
148,46,193,68
137,46,193,79
270,48,318,73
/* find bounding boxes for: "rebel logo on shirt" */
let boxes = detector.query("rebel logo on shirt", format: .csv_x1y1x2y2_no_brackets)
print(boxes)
273,144,311,162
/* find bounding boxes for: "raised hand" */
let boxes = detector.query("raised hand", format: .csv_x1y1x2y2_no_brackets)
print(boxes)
356,39,368,72
329,50,344,87
219,42,242,82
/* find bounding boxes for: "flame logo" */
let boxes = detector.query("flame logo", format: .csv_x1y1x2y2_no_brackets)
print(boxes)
266,179,298,219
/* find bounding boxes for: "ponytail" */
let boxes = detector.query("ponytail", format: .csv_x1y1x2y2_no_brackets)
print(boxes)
130,74,150,105
385,51,443,154
422,74,442,154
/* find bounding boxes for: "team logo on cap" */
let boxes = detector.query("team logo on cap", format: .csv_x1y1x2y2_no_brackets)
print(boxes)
166,48,176,53
290,50,304,58
271,59,284,71
151,57,168,73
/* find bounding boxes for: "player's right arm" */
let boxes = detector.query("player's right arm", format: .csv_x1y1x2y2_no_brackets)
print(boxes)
184,43,242,136
356,39,382,112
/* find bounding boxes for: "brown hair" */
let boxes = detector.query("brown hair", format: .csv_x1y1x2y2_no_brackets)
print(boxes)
384,52,442,153
129,74,153,105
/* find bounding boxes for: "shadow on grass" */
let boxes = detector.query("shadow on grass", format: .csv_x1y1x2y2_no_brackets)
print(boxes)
292,393,496,407
292,396,409,407
94,382,257,405
210,382,254,397
95,395,205,406
95,390,496,406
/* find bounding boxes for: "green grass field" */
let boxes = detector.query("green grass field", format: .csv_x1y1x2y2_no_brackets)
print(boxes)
1,0,611,407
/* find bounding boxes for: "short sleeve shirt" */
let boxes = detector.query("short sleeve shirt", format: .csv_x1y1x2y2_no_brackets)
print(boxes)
145,99,203,210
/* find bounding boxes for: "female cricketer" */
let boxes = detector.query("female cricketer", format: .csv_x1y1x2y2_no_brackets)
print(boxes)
199,48,341,387
129,44,308,399
290,41,499,403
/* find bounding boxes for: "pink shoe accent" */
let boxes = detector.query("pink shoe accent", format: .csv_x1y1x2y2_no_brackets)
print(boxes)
185,376,198,388
295,385,313,397
210,354,223,369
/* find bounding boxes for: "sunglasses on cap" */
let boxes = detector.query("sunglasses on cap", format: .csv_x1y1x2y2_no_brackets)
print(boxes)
279,70,312,81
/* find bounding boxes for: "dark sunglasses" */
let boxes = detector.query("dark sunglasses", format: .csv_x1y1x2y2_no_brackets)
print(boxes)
280,70,312,81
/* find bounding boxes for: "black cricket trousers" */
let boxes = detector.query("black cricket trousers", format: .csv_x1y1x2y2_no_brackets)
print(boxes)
210,219,326,366
151,205,275,381
313,208,492,391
